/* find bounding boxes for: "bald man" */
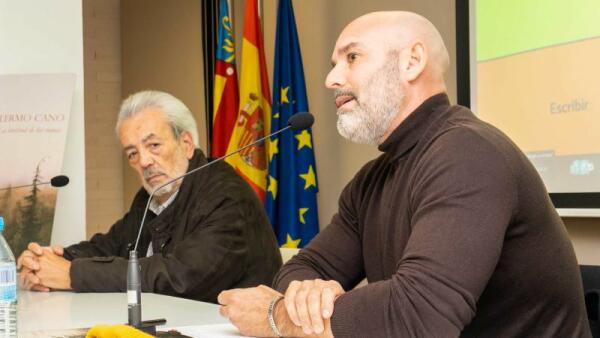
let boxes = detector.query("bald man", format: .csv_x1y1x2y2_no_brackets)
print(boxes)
218,11,590,337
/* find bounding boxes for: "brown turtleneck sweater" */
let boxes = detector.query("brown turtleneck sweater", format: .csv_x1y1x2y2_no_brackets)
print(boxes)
273,94,590,337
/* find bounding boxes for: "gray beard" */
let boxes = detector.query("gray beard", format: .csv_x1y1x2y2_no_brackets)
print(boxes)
336,62,404,145
147,180,180,200
143,150,189,200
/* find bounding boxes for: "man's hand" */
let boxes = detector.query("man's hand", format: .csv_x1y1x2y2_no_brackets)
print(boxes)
36,249,71,290
17,242,44,272
17,242,46,291
218,285,334,338
16,242,68,291
284,279,344,335
18,268,50,292
218,285,283,337
17,242,64,271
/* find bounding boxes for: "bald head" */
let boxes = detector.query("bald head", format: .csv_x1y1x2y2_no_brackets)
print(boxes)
337,11,449,83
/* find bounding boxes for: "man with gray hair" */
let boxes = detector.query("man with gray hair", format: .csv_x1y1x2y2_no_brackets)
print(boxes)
217,11,589,337
17,90,282,302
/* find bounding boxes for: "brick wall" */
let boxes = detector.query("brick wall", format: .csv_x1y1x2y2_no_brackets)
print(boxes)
83,0,124,238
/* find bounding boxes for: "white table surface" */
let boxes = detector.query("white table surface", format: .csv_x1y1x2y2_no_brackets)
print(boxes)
18,290,228,332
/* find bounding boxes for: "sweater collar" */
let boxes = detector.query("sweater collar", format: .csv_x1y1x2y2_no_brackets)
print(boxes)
378,93,450,160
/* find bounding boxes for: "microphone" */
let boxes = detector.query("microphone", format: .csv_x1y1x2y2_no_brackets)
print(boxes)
0,175,70,191
287,111,314,131
50,175,70,187
126,112,315,332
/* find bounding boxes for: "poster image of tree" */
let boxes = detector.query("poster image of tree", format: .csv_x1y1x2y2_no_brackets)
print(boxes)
0,74,74,256
1,162,59,255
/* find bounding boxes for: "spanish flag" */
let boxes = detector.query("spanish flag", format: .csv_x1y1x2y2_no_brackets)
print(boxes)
225,0,271,201
211,0,239,157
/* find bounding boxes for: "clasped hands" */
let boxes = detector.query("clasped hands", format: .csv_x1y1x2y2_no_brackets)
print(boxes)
218,279,344,337
16,242,72,291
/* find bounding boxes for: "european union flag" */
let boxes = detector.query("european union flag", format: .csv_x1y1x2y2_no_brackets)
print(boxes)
266,0,319,248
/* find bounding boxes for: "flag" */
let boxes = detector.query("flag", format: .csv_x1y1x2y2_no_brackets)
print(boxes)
225,0,271,201
211,0,239,157
266,0,319,248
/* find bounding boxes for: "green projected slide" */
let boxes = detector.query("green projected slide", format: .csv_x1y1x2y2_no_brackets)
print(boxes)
477,0,600,61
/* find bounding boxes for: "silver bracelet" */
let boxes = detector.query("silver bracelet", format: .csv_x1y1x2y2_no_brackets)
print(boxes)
268,296,284,338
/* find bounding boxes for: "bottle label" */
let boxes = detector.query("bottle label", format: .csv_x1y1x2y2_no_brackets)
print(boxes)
0,263,16,301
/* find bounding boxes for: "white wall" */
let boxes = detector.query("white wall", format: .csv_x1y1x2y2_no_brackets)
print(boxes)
0,0,86,245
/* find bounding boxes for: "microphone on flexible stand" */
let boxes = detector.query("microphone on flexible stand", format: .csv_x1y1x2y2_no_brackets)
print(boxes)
0,175,69,191
126,112,315,334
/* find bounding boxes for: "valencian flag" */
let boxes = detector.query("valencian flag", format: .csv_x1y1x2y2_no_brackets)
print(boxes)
265,0,319,248
211,0,239,157
225,0,271,201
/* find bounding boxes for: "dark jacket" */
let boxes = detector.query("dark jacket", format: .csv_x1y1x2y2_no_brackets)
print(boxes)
65,150,282,303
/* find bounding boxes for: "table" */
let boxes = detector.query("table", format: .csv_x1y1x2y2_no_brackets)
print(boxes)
18,290,228,333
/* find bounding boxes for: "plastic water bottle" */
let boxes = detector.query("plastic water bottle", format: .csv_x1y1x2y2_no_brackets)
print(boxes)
0,217,17,337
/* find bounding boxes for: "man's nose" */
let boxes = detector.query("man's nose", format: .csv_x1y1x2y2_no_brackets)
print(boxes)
325,65,345,89
138,149,155,168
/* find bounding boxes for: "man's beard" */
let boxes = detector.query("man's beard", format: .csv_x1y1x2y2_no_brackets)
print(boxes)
336,60,404,145
142,147,189,199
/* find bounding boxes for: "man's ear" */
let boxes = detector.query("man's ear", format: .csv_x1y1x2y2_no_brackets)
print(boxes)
401,41,427,82
180,131,195,159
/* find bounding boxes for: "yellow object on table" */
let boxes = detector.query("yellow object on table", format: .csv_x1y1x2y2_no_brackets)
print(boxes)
86,324,154,338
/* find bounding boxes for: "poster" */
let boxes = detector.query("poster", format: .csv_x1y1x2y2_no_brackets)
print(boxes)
0,74,75,255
